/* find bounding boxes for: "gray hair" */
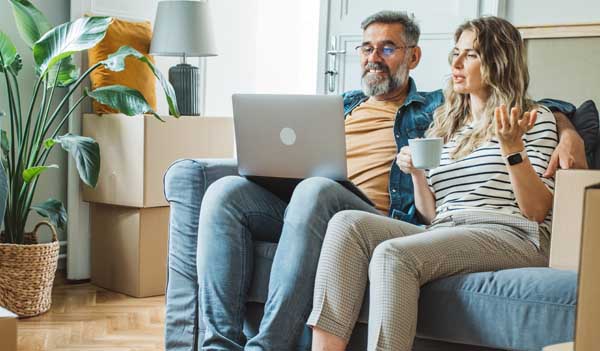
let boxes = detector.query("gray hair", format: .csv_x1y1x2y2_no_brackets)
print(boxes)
361,11,420,46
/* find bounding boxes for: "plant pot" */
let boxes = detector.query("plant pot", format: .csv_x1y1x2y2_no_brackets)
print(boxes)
0,222,60,317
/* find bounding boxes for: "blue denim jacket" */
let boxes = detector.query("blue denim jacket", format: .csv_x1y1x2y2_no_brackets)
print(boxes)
343,77,576,225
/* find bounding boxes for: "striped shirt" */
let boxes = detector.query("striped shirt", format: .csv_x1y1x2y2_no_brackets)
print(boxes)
427,106,557,235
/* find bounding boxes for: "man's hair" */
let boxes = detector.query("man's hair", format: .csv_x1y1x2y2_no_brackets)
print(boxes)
361,11,420,46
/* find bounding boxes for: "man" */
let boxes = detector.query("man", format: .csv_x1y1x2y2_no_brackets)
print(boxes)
170,10,585,351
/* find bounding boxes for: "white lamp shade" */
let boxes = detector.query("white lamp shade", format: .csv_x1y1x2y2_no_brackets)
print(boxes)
150,0,217,57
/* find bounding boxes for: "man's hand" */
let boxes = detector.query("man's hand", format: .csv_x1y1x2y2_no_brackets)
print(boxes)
544,128,588,177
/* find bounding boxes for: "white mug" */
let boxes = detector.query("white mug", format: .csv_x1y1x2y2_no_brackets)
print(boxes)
408,138,443,169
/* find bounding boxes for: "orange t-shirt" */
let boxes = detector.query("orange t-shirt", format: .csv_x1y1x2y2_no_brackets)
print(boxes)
345,97,402,214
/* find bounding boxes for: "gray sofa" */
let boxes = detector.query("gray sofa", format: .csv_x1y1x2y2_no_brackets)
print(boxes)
163,102,599,351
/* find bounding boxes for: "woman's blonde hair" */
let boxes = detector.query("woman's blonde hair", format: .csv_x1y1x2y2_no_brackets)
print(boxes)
426,16,535,159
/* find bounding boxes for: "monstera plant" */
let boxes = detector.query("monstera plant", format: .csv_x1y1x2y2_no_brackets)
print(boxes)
0,0,179,244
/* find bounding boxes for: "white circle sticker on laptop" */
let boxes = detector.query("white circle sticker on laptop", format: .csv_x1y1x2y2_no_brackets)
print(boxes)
280,127,296,146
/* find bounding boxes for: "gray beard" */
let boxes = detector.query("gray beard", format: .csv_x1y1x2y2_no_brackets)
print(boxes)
361,63,409,97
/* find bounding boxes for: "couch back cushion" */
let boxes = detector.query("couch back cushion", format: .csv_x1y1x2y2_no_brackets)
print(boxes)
571,100,599,168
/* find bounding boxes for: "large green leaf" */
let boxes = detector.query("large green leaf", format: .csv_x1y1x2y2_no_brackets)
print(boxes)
102,46,180,116
0,31,18,72
33,16,112,75
31,198,67,230
86,85,162,120
53,133,100,187
9,54,23,75
9,0,52,48
47,56,79,88
22,164,59,183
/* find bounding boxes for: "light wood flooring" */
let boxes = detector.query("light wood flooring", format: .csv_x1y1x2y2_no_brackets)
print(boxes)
17,272,165,351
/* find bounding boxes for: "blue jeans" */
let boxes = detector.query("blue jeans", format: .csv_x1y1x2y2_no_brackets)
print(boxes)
197,174,378,351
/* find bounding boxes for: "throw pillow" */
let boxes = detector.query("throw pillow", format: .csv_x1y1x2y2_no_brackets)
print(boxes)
571,100,599,168
87,17,157,114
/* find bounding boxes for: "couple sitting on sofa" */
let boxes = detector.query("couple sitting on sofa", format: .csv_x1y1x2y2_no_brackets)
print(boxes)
190,12,585,351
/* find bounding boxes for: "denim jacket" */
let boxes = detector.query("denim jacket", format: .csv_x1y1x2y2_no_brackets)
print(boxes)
343,77,576,225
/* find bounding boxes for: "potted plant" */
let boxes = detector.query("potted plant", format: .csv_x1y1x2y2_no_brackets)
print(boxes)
0,0,179,317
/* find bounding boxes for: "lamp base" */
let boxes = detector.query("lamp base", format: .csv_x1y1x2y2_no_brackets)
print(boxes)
169,63,201,116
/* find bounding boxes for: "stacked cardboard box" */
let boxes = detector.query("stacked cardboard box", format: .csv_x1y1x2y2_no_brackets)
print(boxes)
83,114,234,297
550,170,600,271
549,171,600,350
574,183,600,350
0,307,17,351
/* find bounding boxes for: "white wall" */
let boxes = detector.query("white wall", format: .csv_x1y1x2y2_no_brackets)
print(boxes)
506,0,600,26
0,0,70,244
204,0,321,116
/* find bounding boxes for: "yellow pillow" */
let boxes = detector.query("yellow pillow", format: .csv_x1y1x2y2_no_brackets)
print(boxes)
87,17,157,114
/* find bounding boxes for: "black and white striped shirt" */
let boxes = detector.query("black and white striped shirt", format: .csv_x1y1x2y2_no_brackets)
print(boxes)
427,106,557,234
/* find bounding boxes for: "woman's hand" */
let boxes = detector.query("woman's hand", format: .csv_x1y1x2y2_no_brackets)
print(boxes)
396,146,425,176
494,104,537,156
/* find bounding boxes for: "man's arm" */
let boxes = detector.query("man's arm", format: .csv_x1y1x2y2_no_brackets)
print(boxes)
544,111,588,177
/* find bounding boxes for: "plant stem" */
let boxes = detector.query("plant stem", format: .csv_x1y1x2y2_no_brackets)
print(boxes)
44,62,101,137
9,71,22,143
22,94,87,227
1,53,19,243
34,94,86,167
30,61,62,168
26,78,48,169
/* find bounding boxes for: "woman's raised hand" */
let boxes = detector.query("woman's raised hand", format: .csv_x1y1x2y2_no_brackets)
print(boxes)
494,104,537,155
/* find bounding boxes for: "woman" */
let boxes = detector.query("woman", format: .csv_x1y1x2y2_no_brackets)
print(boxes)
307,16,557,351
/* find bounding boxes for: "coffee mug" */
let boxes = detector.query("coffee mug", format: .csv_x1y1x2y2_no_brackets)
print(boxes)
408,138,443,169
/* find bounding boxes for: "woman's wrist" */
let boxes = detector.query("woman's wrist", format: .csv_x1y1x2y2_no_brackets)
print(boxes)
411,169,427,183
500,140,525,157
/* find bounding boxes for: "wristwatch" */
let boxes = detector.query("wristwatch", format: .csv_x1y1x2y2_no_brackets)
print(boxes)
503,150,527,166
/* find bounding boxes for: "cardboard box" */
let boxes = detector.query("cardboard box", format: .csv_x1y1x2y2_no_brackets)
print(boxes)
549,170,600,270
574,184,600,350
91,204,169,297
543,342,573,351
0,307,17,351
82,114,234,207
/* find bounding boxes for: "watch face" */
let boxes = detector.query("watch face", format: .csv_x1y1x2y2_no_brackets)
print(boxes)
507,153,523,165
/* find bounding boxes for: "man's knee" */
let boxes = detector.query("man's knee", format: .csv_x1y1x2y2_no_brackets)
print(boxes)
288,177,344,211
203,175,252,209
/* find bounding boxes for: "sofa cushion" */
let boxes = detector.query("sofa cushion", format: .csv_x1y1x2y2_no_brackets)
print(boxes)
248,242,577,351
416,268,576,350
571,100,599,168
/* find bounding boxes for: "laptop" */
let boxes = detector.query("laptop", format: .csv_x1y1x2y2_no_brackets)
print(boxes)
232,93,373,205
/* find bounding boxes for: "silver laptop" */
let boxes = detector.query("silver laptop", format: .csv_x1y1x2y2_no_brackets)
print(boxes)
232,93,373,205
232,93,347,180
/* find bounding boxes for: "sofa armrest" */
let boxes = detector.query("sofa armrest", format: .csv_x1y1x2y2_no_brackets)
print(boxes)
163,158,238,351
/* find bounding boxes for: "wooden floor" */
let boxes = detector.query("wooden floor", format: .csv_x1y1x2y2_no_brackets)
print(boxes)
17,272,165,351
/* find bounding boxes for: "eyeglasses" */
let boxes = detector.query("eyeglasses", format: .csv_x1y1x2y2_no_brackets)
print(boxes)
355,44,416,58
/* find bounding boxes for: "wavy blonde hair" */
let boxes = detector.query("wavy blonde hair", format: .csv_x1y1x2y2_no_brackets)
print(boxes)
426,16,535,159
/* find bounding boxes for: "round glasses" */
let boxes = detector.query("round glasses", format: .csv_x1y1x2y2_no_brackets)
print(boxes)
355,44,416,58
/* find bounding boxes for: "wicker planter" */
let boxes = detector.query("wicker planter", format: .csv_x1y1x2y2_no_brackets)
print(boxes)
0,222,60,317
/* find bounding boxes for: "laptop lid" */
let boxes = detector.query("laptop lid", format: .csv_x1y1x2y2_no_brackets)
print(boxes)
232,94,347,180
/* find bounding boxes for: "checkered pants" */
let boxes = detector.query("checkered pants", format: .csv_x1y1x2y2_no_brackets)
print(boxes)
306,210,549,351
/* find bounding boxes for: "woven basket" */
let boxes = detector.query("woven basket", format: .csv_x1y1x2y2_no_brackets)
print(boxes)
0,222,60,317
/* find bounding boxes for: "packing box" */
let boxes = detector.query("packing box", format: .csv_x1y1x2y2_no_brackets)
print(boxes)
0,307,17,351
574,184,600,350
82,114,234,208
90,204,169,297
549,170,600,270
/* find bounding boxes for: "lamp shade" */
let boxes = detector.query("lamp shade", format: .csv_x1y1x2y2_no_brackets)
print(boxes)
150,1,217,57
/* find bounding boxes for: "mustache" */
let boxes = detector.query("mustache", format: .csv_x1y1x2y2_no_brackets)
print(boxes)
363,62,390,76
